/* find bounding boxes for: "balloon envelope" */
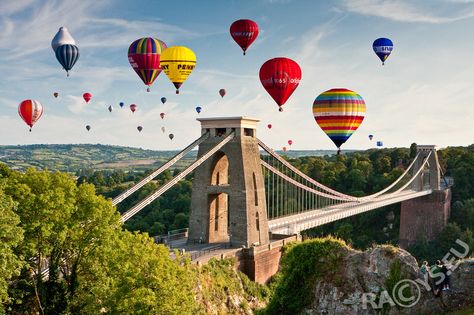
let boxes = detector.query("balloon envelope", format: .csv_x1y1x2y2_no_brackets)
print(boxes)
137,126,143,132
128,37,167,91
369,134,374,140
282,147,287,152
18,100,43,131
83,93,92,103
130,104,137,113
377,141,383,147
373,38,393,65
267,124,272,129
169,133,174,140
161,126,166,133
312,88,366,149
219,89,226,98
53,92,59,98
161,97,167,104
230,19,259,55
259,57,301,111
160,46,196,94
86,125,91,131
195,106,202,114
119,102,124,108
288,140,293,146
51,27,76,52
108,105,113,112
55,44,79,76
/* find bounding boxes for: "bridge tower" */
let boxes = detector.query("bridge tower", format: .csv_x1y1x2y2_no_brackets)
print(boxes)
400,145,451,249
188,117,270,247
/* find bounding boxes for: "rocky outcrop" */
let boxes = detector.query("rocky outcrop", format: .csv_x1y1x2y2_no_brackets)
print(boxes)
304,245,474,315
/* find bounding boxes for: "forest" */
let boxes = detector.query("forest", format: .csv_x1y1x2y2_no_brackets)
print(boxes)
1,143,473,313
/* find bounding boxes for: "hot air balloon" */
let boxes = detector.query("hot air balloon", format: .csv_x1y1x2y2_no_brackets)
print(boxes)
160,112,165,119
108,105,113,112
86,125,91,131
313,88,366,155
195,106,202,114
128,37,167,92
288,140,293,146
130,104,137,113
161,126,166,133
219,89,226,98
55,44,79,76
282,147,287,152
369,134,374,141
373,38,393,65
161,97,167,104
18,100,43,132
267,124,272,129
53,92,59,98
137,126,143,132
259,57,301,112
230,19,259,55
377,141,383,147
51,27,76,52
83,93,92,103
119,102,124,108
160,46,196,94
169,133,174,140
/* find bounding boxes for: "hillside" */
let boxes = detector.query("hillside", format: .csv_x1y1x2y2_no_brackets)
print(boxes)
0,144,337,172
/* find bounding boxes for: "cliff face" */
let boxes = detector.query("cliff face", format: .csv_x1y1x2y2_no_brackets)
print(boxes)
303,246,474,315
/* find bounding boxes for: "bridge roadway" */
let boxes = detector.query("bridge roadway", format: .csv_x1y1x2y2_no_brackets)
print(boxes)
268,189,432,235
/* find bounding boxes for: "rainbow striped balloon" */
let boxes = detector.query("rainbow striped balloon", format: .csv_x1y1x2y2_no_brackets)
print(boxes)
312,88,366,150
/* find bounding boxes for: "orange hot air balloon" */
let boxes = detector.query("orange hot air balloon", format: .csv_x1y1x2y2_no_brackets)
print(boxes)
83,93,92,103
18,100,43,132
160,112,165,119
130,104,137,113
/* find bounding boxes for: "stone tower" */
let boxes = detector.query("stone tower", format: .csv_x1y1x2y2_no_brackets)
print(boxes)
188,117,270,247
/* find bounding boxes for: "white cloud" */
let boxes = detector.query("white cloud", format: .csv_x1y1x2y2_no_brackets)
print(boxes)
342,0,474,23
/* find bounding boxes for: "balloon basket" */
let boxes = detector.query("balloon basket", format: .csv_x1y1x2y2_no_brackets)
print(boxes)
176,90,179,94
278,107,283,112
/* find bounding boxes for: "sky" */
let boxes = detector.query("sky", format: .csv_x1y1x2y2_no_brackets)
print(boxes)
0,0,473,152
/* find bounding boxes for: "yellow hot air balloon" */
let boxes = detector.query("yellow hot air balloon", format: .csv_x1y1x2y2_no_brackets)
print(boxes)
160,46,196,94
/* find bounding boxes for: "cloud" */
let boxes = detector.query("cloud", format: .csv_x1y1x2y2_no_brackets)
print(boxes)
341,0,474,23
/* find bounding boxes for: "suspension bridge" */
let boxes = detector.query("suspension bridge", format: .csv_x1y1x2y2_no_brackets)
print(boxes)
111,117,451,282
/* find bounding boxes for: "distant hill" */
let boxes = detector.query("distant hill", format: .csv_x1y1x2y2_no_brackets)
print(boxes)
0,144,339,173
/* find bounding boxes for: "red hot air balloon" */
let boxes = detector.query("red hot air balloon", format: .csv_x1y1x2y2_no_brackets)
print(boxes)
128,37,167,92
18,100,43,132
259,57,301,112
130,104,137,113
230,19,259,55
267,124,272,129
83,93,92,103
288,140,293,146
160,112,165,119
219,89,226,98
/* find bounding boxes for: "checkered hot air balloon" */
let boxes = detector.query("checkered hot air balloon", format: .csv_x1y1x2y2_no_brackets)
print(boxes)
312,88,366,154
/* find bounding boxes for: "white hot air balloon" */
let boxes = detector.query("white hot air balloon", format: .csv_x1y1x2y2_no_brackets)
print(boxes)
51,27,76,52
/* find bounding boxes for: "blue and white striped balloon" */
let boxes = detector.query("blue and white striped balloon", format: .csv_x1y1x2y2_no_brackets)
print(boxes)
55,44,79,76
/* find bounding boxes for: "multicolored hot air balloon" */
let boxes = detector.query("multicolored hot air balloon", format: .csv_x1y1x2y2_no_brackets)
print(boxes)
169,133,174,140
83,93,92,103
53,92,59,98
161,126,166,133
267,124,272,129
369,134,374,141
377,141,383,147
137,126,143,132
86,125,91,131
230,19,259,55
219,89,226,98
160,112,165,119
128,37,167,92
160,46,196,94
260,57,301,112
312,88,366,154
119,101,124,108
373,38,393,65
108,105,113,112
288,140,293,146
52,27,76,52
55,44,79,76
130,104,137,113
18,100,43,132
161,97,167,104
195,106,202,114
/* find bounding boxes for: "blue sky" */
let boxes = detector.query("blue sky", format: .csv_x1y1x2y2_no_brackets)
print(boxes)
1,0,473,151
